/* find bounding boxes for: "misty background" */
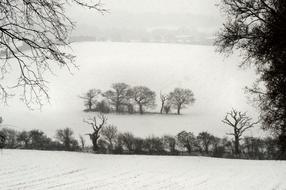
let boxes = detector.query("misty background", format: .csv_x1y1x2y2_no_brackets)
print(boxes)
68,0,223,45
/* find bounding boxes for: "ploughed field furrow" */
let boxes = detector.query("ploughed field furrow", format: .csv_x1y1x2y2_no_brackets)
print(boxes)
0,149,286,190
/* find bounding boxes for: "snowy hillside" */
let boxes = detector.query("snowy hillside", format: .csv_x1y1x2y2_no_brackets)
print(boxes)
0,149,285,190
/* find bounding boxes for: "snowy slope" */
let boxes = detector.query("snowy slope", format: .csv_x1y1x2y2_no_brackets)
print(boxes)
0,149,285,190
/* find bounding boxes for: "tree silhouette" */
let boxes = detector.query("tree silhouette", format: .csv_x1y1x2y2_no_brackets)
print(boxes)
55,128,78,151
222,109,259,156
84,113,107,152
103,83,130,113
132,86,156,114
197,132,215,154
177,131,196,153
216,0,286,159
159,93,169,114
169,88,195,115
80,89,101,111
101,125,118,151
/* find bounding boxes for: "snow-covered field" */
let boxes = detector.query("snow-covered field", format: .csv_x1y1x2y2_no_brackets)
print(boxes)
0,149,285,190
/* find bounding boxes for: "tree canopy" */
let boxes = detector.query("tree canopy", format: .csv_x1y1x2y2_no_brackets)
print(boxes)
169,88,195,115
132,86,156,114
216,0,286,159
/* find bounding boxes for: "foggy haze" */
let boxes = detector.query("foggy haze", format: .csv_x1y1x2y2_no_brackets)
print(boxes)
68,0,223,45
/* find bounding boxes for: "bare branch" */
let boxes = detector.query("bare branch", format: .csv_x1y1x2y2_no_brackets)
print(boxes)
0,0,105,108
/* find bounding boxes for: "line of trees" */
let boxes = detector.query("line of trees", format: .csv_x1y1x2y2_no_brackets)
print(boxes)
0,117,278,160
81,114,276,159
80,83,195,115
0,128,80,151
0,127,278,160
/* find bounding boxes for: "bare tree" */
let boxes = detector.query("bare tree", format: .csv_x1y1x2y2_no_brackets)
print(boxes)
95,100,111,113
101,125,118,151
177,131,197,154
17,131,31,148
80,89,101,111
0,1,104,107
103,83,130,113
83,113,107,152
197,131,215,154
132,86,156,114
159,93,169,114
169,88,195,115
55,127,78,151
0,128,18,148
222,109,259,156
162,135,177,153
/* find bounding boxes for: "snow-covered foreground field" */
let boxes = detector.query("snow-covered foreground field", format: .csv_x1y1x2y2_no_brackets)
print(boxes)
0,150,285,190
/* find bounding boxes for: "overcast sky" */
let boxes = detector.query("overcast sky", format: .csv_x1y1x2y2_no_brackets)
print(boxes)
99,0,220,15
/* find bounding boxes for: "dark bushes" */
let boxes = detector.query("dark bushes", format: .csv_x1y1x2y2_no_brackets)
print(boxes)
0,127,279,159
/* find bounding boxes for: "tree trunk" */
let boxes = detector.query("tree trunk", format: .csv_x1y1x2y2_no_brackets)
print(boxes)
90,134,99,152
177,104,181,115
92,139,98,151
24,140,29,148
234,135,240,156
139,104,143,114
65,139,71,150
187,146,192,154
128,104,134,114
109,139,113,151
186,144,192,154
88,101,92,111
205,144,209,154
170,144,176,153
115,103,119,113
160,101,164,114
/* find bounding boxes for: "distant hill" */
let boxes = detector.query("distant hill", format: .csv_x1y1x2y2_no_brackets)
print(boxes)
70,26,214,45
70,12,220,45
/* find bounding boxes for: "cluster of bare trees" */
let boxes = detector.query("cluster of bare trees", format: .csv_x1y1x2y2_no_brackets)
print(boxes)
160,88,195,115
80,82,195,115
